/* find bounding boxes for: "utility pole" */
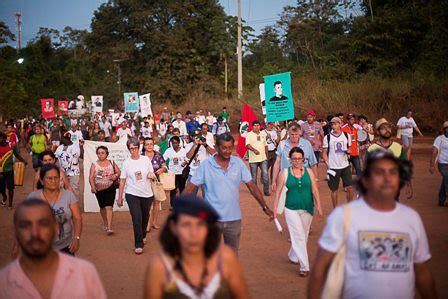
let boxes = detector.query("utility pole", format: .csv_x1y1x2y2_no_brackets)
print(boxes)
15,12,22,50
113,59,126,107
237,0,243,100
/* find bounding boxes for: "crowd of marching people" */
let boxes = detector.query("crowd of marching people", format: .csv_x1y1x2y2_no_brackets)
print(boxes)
0,104,446,298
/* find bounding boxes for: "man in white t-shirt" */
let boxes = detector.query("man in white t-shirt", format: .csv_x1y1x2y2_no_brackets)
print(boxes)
140,121,152,138
323,117,354,207
261,122,280,185
67,124,83,148
308,150,437,299
430,121,448,207
397,110,423,160
99,116,112,142
172,112,188,136
117,120,133,140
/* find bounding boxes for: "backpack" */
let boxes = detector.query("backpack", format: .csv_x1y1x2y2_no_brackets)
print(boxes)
326,132,349,157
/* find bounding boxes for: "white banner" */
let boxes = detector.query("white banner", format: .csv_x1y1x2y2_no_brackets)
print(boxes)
91,95,103,113
139,93,152,117
82,137,130,212
259,83,266,116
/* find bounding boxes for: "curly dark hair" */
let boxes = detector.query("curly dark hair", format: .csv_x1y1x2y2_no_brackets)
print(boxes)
159,214,221,259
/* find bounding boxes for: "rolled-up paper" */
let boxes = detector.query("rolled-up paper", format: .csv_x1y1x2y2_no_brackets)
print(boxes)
274,218,283,233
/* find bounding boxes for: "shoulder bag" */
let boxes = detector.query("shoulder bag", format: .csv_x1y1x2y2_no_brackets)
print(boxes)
322,204,352,299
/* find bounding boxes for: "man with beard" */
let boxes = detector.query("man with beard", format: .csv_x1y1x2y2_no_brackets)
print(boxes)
367,118,407,160
0,199,106,298
367,118,411,199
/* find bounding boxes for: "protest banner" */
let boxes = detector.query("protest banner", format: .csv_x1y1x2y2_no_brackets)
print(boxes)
264,72,294,122
57,100,68,115
139,93,152,117
259,83,266,116
110,113,120,127
41,98,55,119
82,136,130,212
91,95,103,113
124,92,139,113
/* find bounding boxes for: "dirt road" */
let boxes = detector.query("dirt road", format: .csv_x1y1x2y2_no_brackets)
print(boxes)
1,137,447,298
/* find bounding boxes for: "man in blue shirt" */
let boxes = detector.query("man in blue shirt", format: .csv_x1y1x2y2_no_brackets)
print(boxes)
271,122,317,192
184,133,274,253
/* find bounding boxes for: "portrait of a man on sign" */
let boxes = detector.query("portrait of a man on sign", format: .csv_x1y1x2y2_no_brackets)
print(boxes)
43,100,53,112
269,81,288,101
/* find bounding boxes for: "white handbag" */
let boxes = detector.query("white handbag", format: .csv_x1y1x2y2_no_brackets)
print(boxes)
276,169,289,215
322,205,352,299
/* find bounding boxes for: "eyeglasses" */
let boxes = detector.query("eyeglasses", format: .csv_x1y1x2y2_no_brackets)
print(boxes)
290,157,304,161
129,147,139,151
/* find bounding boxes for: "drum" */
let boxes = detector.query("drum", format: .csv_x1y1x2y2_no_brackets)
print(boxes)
13,161,25,186
357,129,368,142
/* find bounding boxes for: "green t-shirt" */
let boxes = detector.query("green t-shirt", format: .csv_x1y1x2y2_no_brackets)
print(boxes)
220,111,229,123
285,167,314,215
30,134,46,154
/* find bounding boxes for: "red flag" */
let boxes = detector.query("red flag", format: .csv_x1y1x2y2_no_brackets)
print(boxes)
236,103,258,158
41,98,55,119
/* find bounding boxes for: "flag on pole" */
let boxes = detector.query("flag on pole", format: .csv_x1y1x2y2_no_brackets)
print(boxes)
236,103,258,158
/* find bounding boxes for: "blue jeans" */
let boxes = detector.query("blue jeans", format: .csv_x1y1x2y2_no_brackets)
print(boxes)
438,163,448,205
349,156,362,178
249,160,269,195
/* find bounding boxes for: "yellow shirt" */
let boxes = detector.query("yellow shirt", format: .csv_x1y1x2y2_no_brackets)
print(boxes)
245,131,267,163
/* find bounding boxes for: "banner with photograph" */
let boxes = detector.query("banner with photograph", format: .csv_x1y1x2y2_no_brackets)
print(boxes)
91,95,103,113
259,83,266,116
124,92,139,113
110,113,120,127
264,72,294,122
57,100,69,115
139,93,152,117
83,137,130,212
41,98,55,119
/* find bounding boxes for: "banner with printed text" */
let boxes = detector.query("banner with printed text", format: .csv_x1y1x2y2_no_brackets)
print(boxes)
139,93,152,117
41,98,55,119
264,72,294,122
124,92,139,113
83,136,130,212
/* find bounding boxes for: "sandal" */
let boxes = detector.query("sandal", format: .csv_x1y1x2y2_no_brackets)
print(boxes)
299,271,309,277
135,248,143,255
152,224,161,230
106,229,114,235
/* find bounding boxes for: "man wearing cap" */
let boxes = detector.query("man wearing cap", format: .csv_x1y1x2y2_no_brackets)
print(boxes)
246,120,270,196
309,149,437,299
397,110,424,160
430,121,448,207
212,116,230,139
184,133,274,253
271,122,317,192
342,114,362,177
301,110,324,177
323,117,354,208
367,118,407,159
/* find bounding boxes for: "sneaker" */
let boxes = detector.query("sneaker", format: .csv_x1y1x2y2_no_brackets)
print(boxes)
106,229,114,235
135,248,143,255
1,198,6,206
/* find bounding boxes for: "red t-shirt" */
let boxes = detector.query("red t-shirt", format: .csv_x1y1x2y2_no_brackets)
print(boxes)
342,124,359,156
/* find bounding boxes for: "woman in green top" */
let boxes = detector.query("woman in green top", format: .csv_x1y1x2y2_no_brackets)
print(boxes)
274,147,323,277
